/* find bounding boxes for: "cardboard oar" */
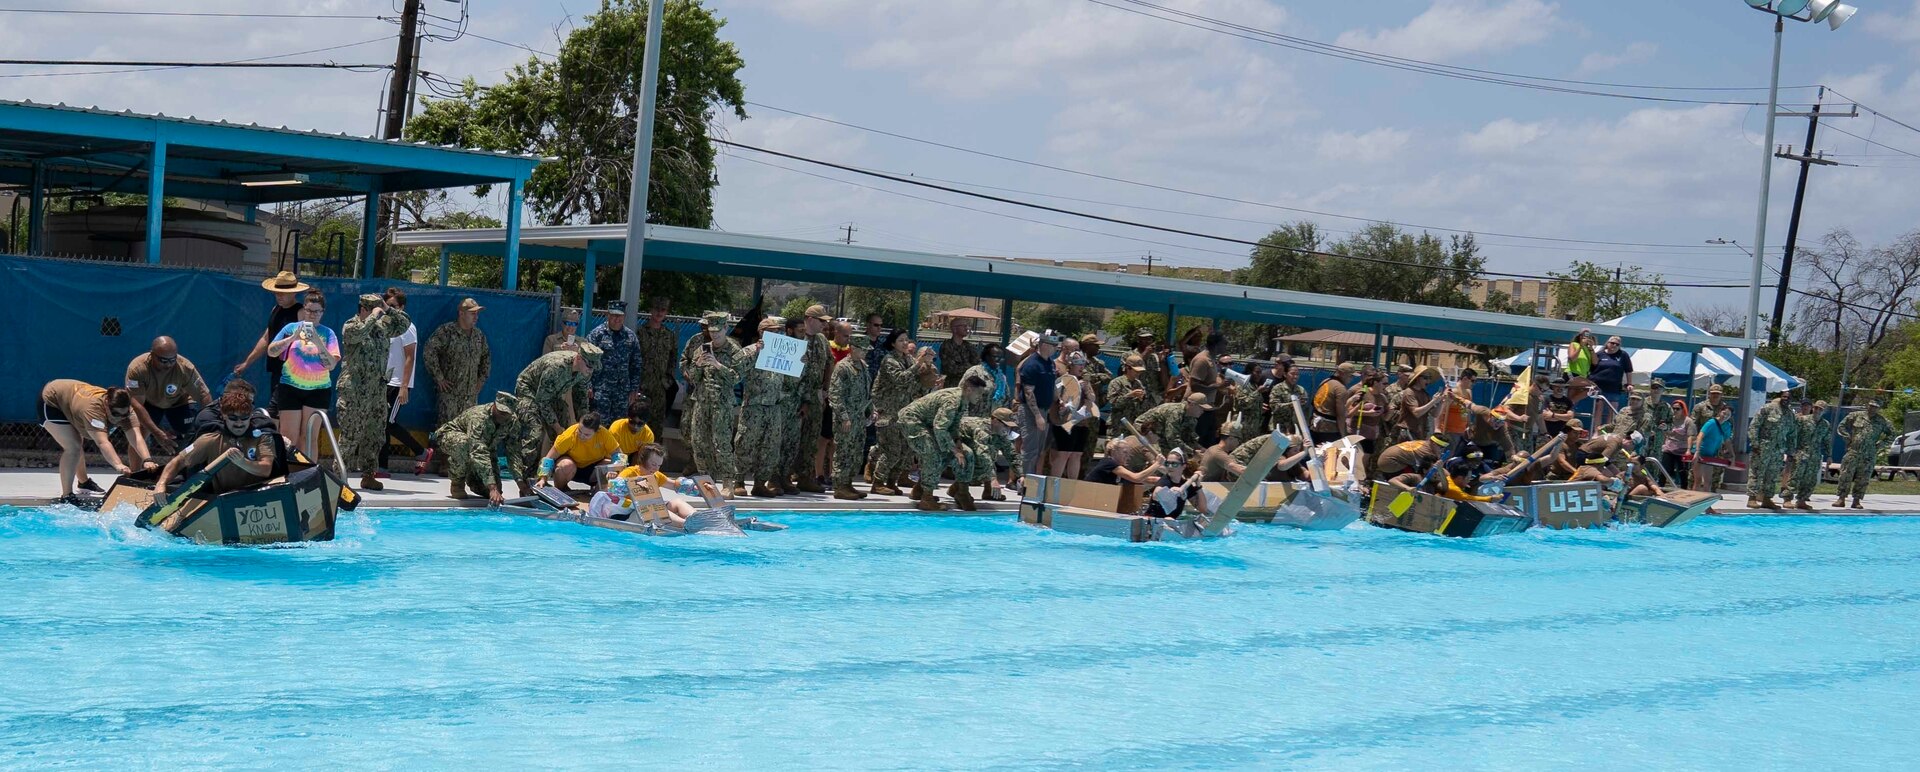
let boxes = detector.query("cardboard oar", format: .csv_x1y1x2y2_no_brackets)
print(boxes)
1201,427,1292,536
138,455,236,527
1289,394,1332,494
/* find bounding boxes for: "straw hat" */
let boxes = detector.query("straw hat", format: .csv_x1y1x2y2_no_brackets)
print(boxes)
260,271,309,294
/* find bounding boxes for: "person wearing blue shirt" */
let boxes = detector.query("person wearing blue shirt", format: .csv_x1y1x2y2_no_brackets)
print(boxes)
1017,335,1059,476
1690,403,1734,492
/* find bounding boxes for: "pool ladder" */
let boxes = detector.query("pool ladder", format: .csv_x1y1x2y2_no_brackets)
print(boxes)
302,411,350,482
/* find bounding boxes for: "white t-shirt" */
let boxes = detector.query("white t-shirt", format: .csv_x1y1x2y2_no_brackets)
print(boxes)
386,323,419,388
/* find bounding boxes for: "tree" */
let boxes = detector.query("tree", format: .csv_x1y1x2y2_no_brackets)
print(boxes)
1478,288,1541,318
1790,228,1920,387
843,287,912,331
1012,302,1103,337
1675,303,1747,338
1546,260,1671,323
405,0,745,312
778,295,821,323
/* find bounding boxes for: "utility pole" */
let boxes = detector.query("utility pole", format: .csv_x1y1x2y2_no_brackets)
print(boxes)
836,223,854,317
1769,86,1845,347
618,0,668,310
368,0,423,278
841,223,856,244
1139,251,1156,275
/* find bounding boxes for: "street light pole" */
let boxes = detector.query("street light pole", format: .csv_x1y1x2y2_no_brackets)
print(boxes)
618,0,668,309
1734,14,1785,467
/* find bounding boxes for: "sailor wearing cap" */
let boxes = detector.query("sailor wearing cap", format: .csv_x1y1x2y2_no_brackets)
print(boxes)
587,300,642,419
784,304,836,494
423,297,491,426
1107,352,1154,432
336,293,412,491
512,339,601,485
1833,396,1894,509
1747,391,1798,509
685,310,745,495
543,308,584,355
1783,399,1831,510
435,393,534,503
955,406,1021,505
1130,328,1166,403
830,332,877,500
1134,391,1212,455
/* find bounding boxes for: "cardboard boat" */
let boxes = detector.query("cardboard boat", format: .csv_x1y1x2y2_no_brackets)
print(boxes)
494,476,785,537
1503,482,1717,529
1201,481,1361,530
1363,481,1533,538
109,459,359,545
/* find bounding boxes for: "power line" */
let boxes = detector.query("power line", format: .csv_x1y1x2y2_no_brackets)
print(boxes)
1083,0,1807,108
744,101,1735,251
0,37,396,79
0,59,384,68
1825,124,1920,161
717,138,1752,289
0,8,380,19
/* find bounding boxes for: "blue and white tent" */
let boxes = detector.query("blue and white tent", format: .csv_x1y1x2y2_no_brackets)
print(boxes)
1494,307,1802,396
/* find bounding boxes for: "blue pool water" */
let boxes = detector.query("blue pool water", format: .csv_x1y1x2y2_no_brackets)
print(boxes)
2,506,1917,770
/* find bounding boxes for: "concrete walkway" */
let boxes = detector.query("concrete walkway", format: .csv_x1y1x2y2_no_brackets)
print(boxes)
2,467,1917,516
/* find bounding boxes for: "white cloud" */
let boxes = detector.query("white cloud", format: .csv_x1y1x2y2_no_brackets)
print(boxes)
1316,128,1412,164
1868,1,1920,43
1575,42,1658,76
1334,0,1561,62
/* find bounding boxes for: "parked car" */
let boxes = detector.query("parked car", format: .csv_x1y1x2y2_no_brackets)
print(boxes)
1887,430,1920,466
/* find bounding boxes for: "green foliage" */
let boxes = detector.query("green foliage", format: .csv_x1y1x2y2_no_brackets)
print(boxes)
1546,260,1671,323
1012,302,1103,337
1239,222,1485,309
1765,340,1843,403
778,295,820,322
844,287,912,330
1478,288,1540,317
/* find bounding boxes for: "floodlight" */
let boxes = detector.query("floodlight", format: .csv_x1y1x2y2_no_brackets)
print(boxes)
1808,0,1840,19
1774,0,1812,15
1745,0,1772,7
1825,2,1857,28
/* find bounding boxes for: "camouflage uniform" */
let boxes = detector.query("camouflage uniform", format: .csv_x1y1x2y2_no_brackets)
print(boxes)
962,362,1003,416
586,322,641,419
1106,372,1152,436
1644,397,1675,442
686,332,745,487
828,349,872,488
435,400,533,493
735,338,793,486
423,321,490,426
1232,433,1272,467
1787,413,1829,503
1608,402,1646,444
955,415,1015,484
870,350,923,486
786,332,832,482
1134,345,1166,406
1234,382,1273,441
939,338,979,388
1268,382,1310,438
1835,409,1895,503
334,302,411,473
512,348,594,478
1749,399,1795,502
680,333,710,473
636,321,678,439
1135,401,1199,455
1083,355,1113,408
900,387,968,485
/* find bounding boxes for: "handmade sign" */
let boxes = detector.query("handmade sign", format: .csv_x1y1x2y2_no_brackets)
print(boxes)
755,332,806,377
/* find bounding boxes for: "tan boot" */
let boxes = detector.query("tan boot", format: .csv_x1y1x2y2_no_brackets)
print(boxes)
449,478,472,499
1793,499,1813,511
870,482,903,497
360,473,384,491
1831,497,1847,508
1746,497,1761,509
948,482,977,512
731,481,748,498
915,489,948,512
751,481,776,498
1852,499,1865,510
1758,495,1780,510
832,483,862,501
796,476,825,494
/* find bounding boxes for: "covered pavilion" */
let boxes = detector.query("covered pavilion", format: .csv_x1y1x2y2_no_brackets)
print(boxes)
0,99,539,280
391,223,1747,357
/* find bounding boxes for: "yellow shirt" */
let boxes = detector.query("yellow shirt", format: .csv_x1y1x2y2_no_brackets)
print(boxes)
606,419,656,455
550,424,620,467
615,466,673,497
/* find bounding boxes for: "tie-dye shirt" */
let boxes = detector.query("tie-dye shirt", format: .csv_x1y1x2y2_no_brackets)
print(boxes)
273,322,340,390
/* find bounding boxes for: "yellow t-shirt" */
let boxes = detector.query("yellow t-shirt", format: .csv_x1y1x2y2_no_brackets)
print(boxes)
550,424,620,467
606,418,656,456
615,466,673,497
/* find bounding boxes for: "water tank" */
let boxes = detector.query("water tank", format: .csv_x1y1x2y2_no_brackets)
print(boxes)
44,206,272,271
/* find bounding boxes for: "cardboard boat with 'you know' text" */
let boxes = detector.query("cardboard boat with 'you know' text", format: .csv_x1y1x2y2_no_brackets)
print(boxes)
104,456,358,545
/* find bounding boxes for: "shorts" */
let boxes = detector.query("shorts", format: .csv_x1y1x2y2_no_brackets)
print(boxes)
144,402,196,437
1050,424,1090,454
820,403,835,440
273,383,333,412
40,400,68,424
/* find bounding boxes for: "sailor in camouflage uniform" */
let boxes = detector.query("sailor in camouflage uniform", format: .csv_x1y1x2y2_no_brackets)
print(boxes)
1106,354,1153,436
679,315,717,475
1234,361,1276,442
586,300,642,420
1747,392,1795,509
956,407,1019,503
1135,392,1210,455
423,298,491,427
635,297,679,440
736,318,794,497
938,319,979,388
1785,400,1829,510
1643,381,1675,444
1267,365,1309,439
1130,329,1165,407
870,331,929,496
686,311,744,496
512,342,600,484
898,376,990,511
435,393,532,502
830,333,876,500
334,294,411,490
1833,397,1895,509
785,306,834,493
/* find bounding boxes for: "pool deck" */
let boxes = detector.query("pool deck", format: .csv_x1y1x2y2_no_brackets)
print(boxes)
2,467,1917,515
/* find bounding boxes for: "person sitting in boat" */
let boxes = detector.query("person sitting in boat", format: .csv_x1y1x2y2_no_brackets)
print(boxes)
591,443,693,528
1137,448,1218,520
1479,433,1570,488
1547,419,1589,480
1432,453,1503,503
39,378,160,505
537,412,620,492
1084,434,1164,486
1567,432,1661,496
191,379,265,441
1372,433,1449,489
1198,430,1245,482
1230,432,1311,482
153,389,283,499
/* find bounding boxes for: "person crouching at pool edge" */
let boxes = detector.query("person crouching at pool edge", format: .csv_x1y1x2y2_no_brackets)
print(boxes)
535,412,620,494
154,389,282,502
39,378,159,505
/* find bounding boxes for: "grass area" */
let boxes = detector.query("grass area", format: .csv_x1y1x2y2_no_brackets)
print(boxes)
1812,476,1920,497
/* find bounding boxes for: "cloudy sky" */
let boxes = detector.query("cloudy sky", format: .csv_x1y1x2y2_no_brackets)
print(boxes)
6,0,1920,311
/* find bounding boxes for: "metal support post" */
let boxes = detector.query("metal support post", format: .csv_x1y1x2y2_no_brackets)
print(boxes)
503,179,524,290
360,184,382,279
583,249,599,314
144,137,167,264
617,0,668,309
999,299,1013,346
1164,304,1177,345
1735,15,1785,462
27,161,45,254
908,281,922,342
436,245,450,286
1371,325,1383,367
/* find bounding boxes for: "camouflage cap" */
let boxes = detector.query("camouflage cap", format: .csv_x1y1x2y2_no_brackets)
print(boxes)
1123,353,1145,370
1565,417,1585,432
562,308,581,322
1707,384,1725,394
491,392,517,412
700,310,729,328
1135,328,1154,339
758,317,783,332
1814,400,1829,410
577,340,603,369
358,293,384,309
850,332,871,349
1184,392,1215,410
991,407,1017,427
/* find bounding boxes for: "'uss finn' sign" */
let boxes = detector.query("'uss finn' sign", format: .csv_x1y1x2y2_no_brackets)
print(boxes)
755,332,806,377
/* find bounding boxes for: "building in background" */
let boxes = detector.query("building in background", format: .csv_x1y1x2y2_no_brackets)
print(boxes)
1469,278,1563,319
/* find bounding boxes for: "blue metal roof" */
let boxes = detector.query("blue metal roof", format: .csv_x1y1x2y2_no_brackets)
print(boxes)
394,224,1751,353
0,99,539,203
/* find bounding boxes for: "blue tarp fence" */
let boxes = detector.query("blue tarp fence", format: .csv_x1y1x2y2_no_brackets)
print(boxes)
0,254,555,430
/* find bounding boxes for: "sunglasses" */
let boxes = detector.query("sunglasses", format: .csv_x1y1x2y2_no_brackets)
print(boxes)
155,355,178,367
563,320,579,327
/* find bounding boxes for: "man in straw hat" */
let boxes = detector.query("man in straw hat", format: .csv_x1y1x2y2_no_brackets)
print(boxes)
335,294,411,490
435,392,534,503
512,340,600,485
234,270,311,382
829,332,877,500
424,298,491,428
1833,396,1893,509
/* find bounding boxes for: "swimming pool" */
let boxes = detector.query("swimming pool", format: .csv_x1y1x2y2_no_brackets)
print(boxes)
3,506,1916,770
